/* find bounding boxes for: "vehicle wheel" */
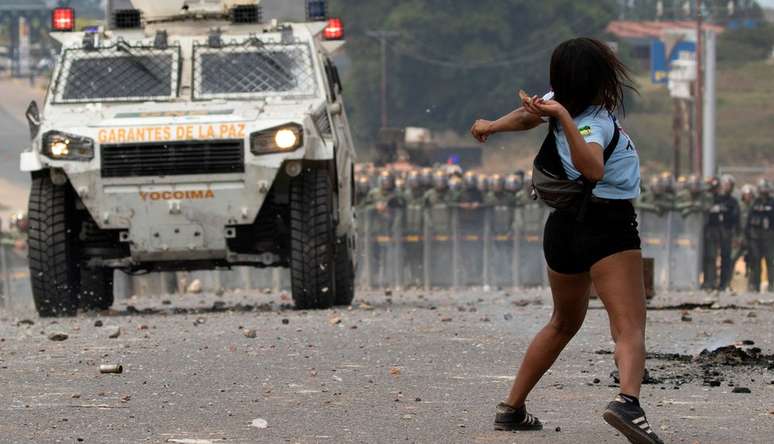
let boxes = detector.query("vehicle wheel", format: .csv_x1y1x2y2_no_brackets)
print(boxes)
79,267,115,311
27,173,81,317
289,168,337,309
334,236,355,306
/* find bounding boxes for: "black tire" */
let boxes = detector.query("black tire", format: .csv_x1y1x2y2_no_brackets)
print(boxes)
27,173,81,317
289,168,337,309
79,268,115,311
334,236,355,306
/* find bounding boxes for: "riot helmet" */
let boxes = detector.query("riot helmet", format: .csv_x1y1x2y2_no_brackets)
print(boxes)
449,176,463,193
659,172,675,194
378,170,395,192
419,168,433,189
758,178,772,197
477,174,489,193
720,174,735,195
406,170,421,191
433,170,448,191
505,174,524,193
490,174,505,193
687,174,703,194
706,176,721,193
741,184,756,203
463,171,478,190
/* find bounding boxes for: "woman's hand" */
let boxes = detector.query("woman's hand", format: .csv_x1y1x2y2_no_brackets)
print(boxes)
470,119,494,143
529,98,569,120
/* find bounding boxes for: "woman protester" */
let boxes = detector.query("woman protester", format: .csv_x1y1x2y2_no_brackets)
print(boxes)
470,38,663,444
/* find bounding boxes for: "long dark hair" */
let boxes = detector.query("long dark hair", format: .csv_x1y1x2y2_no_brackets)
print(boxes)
549,37,637,124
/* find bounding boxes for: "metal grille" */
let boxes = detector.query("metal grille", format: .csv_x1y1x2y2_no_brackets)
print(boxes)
53,44,180,103
101,140,244,178
314,111,332,137
193,40,318,100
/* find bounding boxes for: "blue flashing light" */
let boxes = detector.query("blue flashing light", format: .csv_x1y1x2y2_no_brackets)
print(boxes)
83,26,99,33
307,0,327,21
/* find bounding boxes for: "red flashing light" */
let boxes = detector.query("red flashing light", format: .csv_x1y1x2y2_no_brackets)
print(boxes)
52,7,75,32
323,18,344,40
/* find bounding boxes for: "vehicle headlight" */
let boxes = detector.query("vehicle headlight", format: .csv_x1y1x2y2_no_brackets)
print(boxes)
250,124,304,155
43,131,95,161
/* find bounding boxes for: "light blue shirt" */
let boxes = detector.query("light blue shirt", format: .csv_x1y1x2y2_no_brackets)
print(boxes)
553,106,641,200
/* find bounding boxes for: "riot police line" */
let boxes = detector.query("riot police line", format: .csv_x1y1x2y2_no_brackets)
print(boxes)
354,167,774,293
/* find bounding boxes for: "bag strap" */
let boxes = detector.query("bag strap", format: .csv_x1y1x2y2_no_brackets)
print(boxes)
576,117,621,222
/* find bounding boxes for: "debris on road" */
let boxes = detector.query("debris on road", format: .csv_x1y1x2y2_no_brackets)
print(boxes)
243,329,257,339
250,418,268,429
389,367,401,377
187,279,203,294
732,387,751,393
93,320,103,327
106,326,121,339
47,332,68,341
99,364,123,374
328,316,342,326
281,319,290,325
16,319,34,327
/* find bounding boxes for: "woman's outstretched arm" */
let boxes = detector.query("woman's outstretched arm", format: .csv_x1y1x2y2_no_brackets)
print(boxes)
470,107,545,143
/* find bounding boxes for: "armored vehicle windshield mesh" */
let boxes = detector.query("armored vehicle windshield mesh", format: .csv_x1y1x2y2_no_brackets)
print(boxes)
53,44,181,103
192,40,317,100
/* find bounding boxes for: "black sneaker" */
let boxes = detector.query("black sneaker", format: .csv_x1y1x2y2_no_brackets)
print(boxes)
603,396,664,444
494,402,543,431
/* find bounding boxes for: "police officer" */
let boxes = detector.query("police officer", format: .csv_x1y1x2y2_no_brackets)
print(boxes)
747,179,774,292
675,174,708,216
702,175,741,291
423,171,457,287
734,184,756,281
364,171,405,288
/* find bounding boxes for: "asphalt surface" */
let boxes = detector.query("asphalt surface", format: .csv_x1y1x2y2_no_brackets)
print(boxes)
1,287,773,444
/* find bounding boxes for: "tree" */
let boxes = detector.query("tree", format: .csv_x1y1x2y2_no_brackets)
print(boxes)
330,0,618,148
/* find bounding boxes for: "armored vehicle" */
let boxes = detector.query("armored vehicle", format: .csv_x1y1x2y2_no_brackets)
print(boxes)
20,0,357,316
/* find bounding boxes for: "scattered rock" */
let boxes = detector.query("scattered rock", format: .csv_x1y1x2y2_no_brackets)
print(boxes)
722,319,734,324
187,279,203,294
16,319,34,327
480,316,491,322
389,367,401,377
137,324,148,331
593,378,601,384
106,326,121,339
93,320,103,327
250,418,268,429
194,318,206,326
243,329,257,339
215,288,225,297
281,319,290,325
328,316,342,326
681,314,693,322
747,312,757,318
503,313,513,321
440,316,452,322
555,426,562,432
47,332,68,341
732,387,751,394
161,300,172,305
415,397,422,402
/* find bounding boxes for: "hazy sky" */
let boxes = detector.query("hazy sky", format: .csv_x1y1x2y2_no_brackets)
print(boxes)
760,0,774,8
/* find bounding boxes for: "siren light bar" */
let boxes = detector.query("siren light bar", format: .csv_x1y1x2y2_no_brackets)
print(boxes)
52,7,75,32
323,18,344,40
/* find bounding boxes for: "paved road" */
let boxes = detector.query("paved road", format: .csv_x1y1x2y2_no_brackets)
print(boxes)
0,288,773,443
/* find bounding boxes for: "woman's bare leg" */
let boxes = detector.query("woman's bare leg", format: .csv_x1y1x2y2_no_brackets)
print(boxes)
504,269,591,407
590,250,647,397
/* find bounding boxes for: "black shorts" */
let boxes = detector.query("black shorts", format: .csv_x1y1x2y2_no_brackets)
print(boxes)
543,199,641,275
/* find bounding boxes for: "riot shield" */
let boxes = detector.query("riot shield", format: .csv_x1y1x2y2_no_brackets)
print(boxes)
424,204,455,288
365,207,401,289
515,202,547,287
669,211,703,290
457,205,486,287
400,203,425,288
356,208,370,289
489,205,516,289
638,210,670,290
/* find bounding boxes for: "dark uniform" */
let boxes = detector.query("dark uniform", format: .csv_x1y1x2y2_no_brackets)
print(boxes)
747,182,774,292
363,173,405,288
702,178,740,291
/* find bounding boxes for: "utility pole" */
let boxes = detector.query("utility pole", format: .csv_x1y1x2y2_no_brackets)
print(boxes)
366,30,400,129
703,30,717,178
695,0,704,176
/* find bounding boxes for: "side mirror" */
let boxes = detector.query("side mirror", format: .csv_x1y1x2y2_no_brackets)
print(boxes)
25,101,41,139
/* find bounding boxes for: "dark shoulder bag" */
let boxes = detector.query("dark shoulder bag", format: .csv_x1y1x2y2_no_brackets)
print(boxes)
531,119,620,220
